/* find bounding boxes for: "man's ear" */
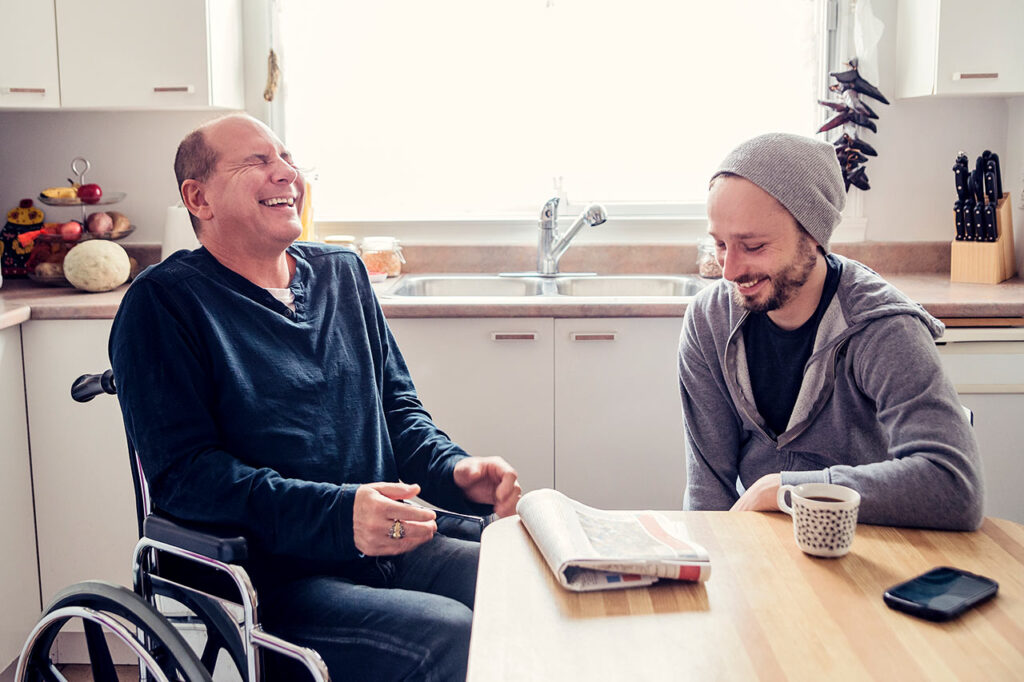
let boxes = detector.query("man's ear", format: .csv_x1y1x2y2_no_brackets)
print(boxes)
181,179,213,221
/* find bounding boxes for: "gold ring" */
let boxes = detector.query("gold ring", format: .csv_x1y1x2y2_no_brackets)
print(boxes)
388,520,406,540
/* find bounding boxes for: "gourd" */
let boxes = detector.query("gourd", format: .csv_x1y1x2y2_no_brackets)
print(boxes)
63,240,131,292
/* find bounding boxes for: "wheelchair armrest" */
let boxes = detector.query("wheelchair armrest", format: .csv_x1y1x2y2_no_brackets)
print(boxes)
143,515,248,564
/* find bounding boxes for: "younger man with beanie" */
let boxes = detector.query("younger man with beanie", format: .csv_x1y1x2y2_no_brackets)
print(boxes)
678,133,983,530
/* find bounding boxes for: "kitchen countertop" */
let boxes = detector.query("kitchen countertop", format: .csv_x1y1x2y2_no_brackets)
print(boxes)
2,240,1023,329
3,272,1024,331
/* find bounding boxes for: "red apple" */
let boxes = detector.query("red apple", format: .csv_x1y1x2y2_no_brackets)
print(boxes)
59,220,83,242
77,183,103,204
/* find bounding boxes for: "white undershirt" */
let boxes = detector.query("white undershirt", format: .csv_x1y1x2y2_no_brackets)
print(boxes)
265,287,296,312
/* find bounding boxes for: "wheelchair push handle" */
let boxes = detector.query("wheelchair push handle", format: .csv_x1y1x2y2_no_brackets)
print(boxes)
71,369,117,402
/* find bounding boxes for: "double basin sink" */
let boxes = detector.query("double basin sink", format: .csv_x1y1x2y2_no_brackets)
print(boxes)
384,274,710,298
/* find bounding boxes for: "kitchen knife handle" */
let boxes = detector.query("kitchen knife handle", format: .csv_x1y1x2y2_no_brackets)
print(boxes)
970,169,985,202
954,201,965,241
973,204,985,240
953,166,968,200
963,199,976,240
987,157,1002,200
984,205,997,242
984,171,997,205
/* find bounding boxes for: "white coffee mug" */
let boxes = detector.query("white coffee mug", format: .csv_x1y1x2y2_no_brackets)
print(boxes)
777,483,861,558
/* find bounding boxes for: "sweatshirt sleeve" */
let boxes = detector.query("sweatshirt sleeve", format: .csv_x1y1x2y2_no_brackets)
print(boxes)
678,303,744,510
109,277,363,562
802,314,984,530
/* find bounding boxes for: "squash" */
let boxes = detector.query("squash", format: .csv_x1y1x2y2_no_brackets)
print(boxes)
63,240,130,292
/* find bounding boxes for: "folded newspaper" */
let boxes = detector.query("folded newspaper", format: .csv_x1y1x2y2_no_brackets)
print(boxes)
516,488,711,592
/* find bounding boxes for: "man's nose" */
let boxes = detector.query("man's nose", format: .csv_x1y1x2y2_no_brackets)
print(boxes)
270,158,299,184
720,249,744,281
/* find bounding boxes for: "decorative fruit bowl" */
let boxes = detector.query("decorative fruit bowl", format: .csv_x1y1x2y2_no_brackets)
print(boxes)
38,191,127,207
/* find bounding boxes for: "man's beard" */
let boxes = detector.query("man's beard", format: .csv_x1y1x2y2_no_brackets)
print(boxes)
731,235,818,314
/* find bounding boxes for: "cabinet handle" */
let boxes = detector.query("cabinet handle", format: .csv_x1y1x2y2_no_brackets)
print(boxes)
952,72,998,80
491,332,538,341
570,332,617,342
153,86,196,94
2,87,47,94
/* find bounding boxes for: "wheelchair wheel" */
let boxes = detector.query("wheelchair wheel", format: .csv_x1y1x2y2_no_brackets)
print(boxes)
16,580,212,682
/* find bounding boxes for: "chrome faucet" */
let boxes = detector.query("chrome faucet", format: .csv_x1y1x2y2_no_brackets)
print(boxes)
536,197,607,276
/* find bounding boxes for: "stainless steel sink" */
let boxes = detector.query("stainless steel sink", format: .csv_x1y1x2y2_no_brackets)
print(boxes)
554,275,707,297
387,275,546,297
384,274,709,298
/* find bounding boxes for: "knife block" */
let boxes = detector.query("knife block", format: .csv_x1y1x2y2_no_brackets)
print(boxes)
950,193,1016,284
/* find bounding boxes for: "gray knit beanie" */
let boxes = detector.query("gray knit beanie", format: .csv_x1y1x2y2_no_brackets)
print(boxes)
710,133,845,251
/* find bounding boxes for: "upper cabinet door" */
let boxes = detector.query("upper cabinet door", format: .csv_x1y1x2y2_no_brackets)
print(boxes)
55,0,243,109
897,0,1024,97
0,0,61,108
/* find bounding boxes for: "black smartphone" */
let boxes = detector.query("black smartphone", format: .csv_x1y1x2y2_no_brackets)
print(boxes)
883,566,998,622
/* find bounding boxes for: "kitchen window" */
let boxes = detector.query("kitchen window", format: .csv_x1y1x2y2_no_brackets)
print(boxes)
278,0,827,233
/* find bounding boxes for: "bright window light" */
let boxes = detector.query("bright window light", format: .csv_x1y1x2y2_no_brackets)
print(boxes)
280,0,823,221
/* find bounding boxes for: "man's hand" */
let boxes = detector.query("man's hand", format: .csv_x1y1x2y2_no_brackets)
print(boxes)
730,473,782,512
353,482,437,556
453,456,522,518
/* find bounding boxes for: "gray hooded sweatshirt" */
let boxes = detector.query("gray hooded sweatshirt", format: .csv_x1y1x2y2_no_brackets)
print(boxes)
678,255,983,530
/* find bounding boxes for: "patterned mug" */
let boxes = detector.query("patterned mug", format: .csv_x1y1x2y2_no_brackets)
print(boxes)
777,483,861,558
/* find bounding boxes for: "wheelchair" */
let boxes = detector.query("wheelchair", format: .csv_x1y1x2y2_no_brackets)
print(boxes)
16,370,330,682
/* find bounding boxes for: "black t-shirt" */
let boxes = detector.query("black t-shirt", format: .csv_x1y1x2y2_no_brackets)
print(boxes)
742,254,842,437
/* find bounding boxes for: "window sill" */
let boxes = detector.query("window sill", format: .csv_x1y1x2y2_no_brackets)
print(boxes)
316,215,868,246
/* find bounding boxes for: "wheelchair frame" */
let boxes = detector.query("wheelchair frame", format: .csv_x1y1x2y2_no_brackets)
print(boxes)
16,370,332,682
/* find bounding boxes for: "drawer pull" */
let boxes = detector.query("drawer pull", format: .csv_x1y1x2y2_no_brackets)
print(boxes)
491,332,537,341
153,85,196,93
3,87,47,94
952,72,998,80
570,332,617,342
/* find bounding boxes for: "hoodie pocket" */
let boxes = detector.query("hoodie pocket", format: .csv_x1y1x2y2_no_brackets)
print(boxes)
784,449,835,473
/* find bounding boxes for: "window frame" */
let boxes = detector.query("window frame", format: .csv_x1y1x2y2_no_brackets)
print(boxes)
270,0,865,244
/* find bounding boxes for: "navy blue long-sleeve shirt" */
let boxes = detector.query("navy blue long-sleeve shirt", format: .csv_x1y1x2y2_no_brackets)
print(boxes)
109,243,487,582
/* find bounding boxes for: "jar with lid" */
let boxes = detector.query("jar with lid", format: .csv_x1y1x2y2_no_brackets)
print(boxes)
696,236,722,279
323,234,360,254
360,236,404,277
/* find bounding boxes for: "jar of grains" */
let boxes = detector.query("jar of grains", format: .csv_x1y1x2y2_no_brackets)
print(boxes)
360,236,405,277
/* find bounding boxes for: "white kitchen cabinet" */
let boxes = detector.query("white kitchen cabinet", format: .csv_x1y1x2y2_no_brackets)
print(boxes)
21,319,137,604
387,318,555,495
389,316,688,510
0,1,61,109
49,0,243,109
896,0,1024,97
0,326,41,669
553,318,686,510
936,328,1024,524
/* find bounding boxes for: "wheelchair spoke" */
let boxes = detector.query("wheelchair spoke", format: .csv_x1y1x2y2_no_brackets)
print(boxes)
83,619,120,682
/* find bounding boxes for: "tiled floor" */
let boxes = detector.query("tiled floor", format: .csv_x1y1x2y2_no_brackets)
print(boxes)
0,663,139,681
53,664,141,681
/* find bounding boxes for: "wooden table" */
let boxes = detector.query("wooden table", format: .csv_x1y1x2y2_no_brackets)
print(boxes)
467,512,1024,681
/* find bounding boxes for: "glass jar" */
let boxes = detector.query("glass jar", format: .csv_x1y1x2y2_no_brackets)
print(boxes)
323,234,360,254
697,236,722,279
360,236,404,277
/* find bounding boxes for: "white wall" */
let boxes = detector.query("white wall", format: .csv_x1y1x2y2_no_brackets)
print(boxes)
0,111,223,242
860,97,1009,242
1007,96,1024,272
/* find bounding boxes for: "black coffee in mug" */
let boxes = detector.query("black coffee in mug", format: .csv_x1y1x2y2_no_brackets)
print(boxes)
807,496,843,503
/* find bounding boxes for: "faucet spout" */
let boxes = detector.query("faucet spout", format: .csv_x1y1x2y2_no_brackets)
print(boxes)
536,199,606,276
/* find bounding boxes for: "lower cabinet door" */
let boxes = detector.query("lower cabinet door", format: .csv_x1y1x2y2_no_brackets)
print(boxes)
21,320,137,604
937,335,1024,524
553,318,686,510
1,325,41,667
387,317,555,495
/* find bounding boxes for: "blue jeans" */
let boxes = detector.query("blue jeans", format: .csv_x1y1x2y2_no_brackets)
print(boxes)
260,518,482,681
